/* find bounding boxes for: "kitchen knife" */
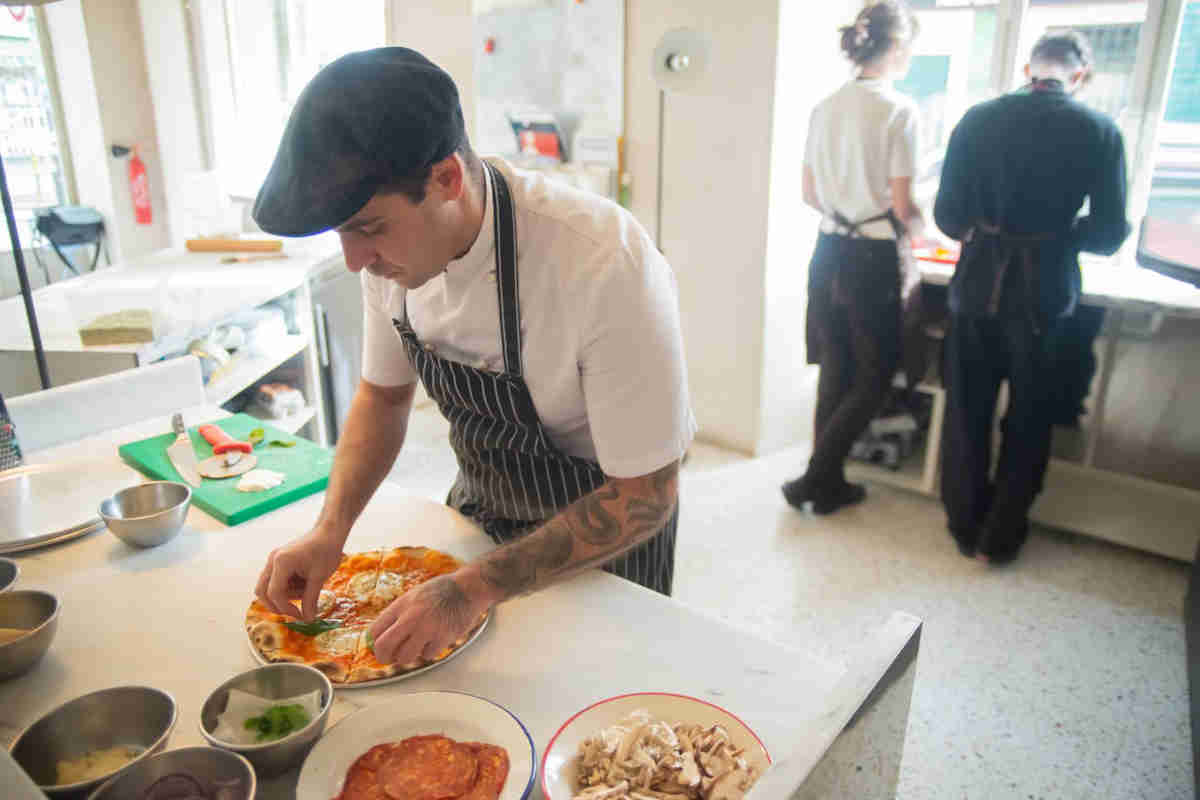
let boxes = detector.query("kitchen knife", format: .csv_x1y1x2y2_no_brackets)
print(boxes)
166,413,203,487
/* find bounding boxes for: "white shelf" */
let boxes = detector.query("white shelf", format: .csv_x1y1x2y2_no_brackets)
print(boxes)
847,437,930,494
204,334,308,405
246,406,317,436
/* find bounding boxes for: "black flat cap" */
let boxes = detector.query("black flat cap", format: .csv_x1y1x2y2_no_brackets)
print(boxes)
253,47,466,237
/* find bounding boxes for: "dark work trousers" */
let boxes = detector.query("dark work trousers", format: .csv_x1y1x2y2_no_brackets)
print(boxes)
804,233,903,489
941,314,1058,556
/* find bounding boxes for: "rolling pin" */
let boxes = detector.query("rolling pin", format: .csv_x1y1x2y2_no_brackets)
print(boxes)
185,238,283,253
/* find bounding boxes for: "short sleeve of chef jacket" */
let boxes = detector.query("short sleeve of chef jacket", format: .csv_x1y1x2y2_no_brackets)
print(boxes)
356,221,695,480
889,101,920,180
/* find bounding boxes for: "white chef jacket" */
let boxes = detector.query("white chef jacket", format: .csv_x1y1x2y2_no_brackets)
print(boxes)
805,77,920,240
361,158,696,479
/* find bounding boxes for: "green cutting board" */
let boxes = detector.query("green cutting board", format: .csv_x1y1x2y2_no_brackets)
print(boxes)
118,414,333,526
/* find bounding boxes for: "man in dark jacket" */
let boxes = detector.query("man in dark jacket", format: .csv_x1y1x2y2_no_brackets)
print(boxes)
934,31,1129,564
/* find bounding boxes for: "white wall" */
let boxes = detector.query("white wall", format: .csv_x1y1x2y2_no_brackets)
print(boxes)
43,0,170,263
758,0,857,455
138,0,208,249
388,1,477,144
627,0,780,455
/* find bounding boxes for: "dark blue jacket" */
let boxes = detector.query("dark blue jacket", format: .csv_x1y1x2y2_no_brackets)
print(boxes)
934,83,1130,320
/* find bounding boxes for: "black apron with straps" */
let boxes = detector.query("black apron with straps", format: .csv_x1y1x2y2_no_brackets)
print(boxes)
392,162,677,596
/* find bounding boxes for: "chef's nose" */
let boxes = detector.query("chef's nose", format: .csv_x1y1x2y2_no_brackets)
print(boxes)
339,233,375,273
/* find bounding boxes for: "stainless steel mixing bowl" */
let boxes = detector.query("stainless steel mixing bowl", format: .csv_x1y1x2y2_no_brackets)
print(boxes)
87,746,254,800
10,685,177,797
99,481,191,548
0,589,58,681
199,663,333,778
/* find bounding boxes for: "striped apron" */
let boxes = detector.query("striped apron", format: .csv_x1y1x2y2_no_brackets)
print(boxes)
392,162,677,595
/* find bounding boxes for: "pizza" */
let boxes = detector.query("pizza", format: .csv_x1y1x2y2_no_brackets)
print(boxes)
334,736,510,800
245,546,485,684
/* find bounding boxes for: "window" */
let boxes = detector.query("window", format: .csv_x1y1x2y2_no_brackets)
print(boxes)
202,0,386,198
1145,1,1200,262
900,1,1001,205
0,7,69,244
894,0,1198,276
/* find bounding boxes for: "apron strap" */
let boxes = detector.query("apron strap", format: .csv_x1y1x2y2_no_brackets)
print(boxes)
832,209,904,238
485,161,523,377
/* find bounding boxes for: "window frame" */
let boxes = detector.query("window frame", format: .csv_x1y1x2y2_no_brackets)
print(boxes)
0,5,77,255
906,0,1191,263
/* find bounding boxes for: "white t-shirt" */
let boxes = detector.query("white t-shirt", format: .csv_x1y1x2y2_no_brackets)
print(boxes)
361,158,696,479
804,78,920,240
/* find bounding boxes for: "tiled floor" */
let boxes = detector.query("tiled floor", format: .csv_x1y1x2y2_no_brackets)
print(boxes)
389,404,1193,799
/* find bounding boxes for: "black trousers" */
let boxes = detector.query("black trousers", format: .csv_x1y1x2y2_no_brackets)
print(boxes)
805,234,902,488
941,314,1057,556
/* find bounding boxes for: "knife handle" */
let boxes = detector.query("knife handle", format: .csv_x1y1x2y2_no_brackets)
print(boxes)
198,424,252,454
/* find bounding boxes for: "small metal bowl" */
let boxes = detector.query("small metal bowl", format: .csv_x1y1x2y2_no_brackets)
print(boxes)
0,589,59,681
199,663,333,778
88,746,255,800
10,685,177,797
0,557,18,592
99,482,191,548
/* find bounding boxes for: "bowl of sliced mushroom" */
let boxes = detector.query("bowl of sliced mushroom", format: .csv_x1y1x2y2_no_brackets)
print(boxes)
540,693,770,800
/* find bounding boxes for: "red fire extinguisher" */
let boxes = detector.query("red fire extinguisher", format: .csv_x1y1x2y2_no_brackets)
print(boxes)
129,146,152,225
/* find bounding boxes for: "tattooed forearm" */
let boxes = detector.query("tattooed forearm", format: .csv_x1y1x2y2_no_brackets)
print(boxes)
428,576,475,632
572,484,622,546
473,461,679,602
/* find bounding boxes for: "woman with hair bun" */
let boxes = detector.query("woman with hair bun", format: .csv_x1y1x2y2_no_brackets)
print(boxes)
782,1,924,515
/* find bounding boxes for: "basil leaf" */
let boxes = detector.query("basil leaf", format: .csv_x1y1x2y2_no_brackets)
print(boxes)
283,619,342,636
269,439,296,448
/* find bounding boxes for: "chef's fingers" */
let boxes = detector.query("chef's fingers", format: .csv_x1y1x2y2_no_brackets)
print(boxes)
265,556,300,619
300,573,322,622
255,552,282,614
372,619,414,665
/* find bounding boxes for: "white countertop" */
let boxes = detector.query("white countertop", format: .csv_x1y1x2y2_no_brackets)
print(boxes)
0,234,344,354
920,254,1200,317
1,414,872,799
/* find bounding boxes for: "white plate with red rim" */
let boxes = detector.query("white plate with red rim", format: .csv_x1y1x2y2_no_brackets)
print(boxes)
540,692,772,799
296,690,534,800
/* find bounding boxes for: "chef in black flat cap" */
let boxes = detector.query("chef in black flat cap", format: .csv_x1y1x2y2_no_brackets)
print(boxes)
253,48,694,667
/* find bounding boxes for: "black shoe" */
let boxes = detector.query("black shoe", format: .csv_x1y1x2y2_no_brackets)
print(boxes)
949,527,977,558
978,543,1021,566
811,482,867,515
781,477,812,510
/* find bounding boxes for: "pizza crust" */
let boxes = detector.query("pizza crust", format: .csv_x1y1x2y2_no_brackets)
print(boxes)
245,546,477,684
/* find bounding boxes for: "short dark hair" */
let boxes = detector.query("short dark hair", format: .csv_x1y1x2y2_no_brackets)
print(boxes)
839,1,920,67
377,139,483,204
1031,30,1094,71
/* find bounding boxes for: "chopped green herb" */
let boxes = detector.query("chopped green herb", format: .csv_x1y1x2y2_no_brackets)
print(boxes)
366,631,376,653
242,703,310,742
268,439,296,448
283,619,342,636
247,428,265,447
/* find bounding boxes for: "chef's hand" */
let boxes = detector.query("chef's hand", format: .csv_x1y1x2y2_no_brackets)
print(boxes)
255,527,344,621
367,571,493,666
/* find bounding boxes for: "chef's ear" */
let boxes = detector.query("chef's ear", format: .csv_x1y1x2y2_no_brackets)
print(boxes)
429,153,466,202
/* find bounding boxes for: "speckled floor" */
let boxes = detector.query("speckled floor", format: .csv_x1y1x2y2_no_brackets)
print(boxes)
390,404,1193,799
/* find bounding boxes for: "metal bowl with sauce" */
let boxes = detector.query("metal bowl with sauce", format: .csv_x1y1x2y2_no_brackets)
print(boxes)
0,589,59,681
9,685,177,797
0,557,18,592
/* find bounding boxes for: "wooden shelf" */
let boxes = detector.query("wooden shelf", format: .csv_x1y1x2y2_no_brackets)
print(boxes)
204,334,308,405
